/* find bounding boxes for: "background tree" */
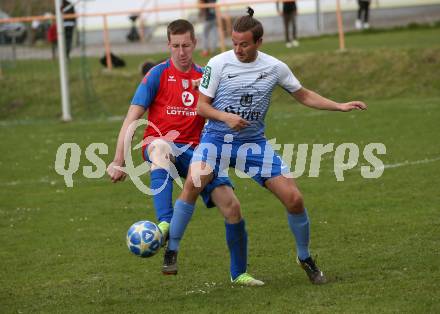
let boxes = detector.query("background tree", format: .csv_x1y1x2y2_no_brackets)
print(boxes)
0,0,54,17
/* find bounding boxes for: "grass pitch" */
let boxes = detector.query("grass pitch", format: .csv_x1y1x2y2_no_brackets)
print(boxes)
0,25,439,313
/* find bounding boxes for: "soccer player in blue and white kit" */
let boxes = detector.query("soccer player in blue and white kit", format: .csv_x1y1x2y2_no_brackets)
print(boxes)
163,8,367,285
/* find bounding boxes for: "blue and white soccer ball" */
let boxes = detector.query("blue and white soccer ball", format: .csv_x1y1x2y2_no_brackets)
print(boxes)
126,220,163,258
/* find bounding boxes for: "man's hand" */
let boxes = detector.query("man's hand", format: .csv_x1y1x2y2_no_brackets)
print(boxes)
338,101,367,112
107,160,126,183
224,113,250,131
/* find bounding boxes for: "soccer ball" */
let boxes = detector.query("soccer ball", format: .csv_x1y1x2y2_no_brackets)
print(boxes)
126,220,163,258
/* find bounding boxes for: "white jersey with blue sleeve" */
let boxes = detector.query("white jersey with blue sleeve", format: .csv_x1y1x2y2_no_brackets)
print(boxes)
199,50,302,141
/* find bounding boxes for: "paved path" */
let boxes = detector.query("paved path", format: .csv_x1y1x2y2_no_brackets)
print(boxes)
1,3,439,60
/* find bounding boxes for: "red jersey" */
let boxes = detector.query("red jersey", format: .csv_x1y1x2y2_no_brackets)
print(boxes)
47,24,57,43
131,59,205,148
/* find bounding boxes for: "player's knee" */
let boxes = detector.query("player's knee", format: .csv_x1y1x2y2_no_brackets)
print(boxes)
222,198,242,224
189,162,213,189
149,139,171,154
286,192,304,214
149,139,174,170
180,176,204,203
184,176,202,191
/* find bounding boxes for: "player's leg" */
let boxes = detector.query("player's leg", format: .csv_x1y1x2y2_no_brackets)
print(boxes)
264,175,308,256
244,140,325,284
164,134,226,275
244,140,308,260
147,139,176,237
264,175,326,284
163,161,214,274
209,184,264,286
168,161,213,251
201,140,264,286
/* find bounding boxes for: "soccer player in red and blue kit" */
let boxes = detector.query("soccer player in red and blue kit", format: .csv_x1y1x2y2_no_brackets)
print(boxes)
107,20,261,286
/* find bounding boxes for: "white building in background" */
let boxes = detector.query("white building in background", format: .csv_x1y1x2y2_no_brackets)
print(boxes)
77,0,440,30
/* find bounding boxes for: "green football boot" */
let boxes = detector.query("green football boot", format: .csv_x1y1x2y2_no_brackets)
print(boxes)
231,273,264,286
157,221,169,247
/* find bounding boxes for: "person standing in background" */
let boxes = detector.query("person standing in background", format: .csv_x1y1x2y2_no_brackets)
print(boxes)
61,0,76,58
277,1,299,48
356,0,371,30
199,0,217,57
47,19,57,60
31,19,41,44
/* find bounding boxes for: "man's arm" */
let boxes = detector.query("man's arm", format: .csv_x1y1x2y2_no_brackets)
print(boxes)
197,93,250,131
107,105,146,182
292,87,367,111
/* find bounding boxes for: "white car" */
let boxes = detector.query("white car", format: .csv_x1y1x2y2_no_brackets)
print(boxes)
0,10,27,44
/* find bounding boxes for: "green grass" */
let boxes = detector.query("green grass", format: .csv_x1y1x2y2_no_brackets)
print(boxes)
0,25,439,313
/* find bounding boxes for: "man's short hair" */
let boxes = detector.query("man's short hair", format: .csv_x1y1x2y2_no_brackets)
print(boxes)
233,7,264,43
167,19,195,41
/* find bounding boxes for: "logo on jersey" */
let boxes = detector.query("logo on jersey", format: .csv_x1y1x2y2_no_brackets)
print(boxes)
224,105,262,121
201,66,211,88
182,91,194,107
257,72,268,80
168,75,176,82
182,79,190,90
240,93,253,107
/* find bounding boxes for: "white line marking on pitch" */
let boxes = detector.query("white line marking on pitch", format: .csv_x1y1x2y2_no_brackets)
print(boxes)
1,157,439,187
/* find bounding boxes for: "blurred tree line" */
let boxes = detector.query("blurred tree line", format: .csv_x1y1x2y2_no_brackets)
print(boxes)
0,0,55,17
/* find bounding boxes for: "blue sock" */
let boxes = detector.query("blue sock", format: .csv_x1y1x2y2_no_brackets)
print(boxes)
225,219,248,280
287,208,310,261
168,199,195,251
150,169,173,223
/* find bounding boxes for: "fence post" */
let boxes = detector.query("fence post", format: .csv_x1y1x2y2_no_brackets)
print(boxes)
335,0,346,51
103,14,112,70
316,0,323,32
55,0,72,121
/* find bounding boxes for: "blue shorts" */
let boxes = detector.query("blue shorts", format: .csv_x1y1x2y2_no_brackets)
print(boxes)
192,133,290,186
144,142,233,208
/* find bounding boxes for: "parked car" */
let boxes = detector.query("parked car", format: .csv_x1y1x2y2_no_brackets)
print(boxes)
0,10,27,44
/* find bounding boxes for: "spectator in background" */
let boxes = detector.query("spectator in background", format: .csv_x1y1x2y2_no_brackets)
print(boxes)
61,0,76,58
277,1,299,48
199,0,217,57
47,19,57,60
140,59,166,76
356,0,371,30
127,15,141,42
31,19,41,44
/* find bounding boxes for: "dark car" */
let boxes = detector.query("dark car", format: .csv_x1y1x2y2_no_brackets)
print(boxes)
0,10,27,44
